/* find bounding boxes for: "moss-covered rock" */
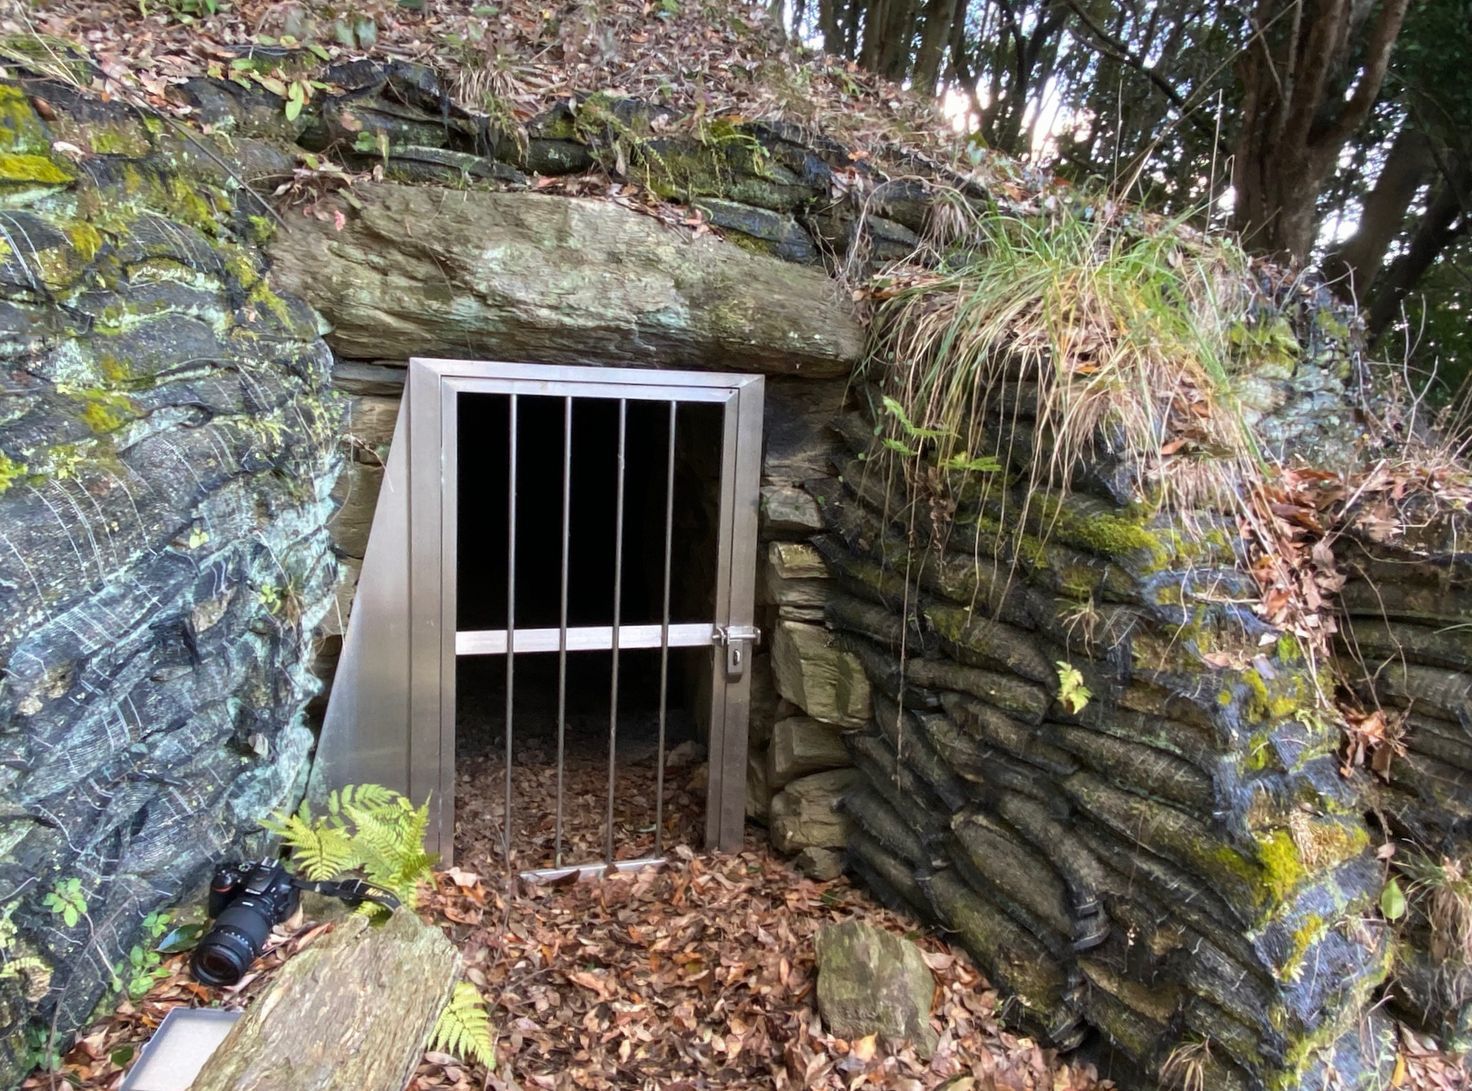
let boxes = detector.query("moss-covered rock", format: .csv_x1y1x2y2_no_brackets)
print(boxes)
0,78,341,1086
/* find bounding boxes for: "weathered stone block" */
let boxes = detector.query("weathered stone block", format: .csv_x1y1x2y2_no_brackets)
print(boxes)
747,745,772,822
769,768,859,852
771,620,872,727
748,650,778,749
769,541,829,580
343,394,400,461
762,377,850,483
768,716,850,788
760,485,824,534
328,460,384,560
795,846,845,881
815,919,937,1055
691,197,820,263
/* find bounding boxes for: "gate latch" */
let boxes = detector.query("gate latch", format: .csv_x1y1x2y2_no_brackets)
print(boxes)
713,625,761,680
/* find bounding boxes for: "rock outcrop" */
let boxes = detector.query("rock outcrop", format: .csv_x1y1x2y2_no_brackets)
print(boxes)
0,80,340,1084
268,183,864,376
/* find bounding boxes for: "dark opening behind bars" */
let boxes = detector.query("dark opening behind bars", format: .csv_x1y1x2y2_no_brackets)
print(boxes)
456,393,725,872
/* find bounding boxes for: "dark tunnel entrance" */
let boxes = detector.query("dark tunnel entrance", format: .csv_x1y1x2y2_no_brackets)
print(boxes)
453,391,726,872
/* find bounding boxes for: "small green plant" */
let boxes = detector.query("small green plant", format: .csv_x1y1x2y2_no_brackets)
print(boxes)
1380,876,1407,921
44,878,87,928
115,911,172,998
430,981,496,1069
876,394,1001,472
1398,851,1472,963
0,903,48,997
353,130,391,165
267,785,434,912
1055,661,1092,714
141,0,221,18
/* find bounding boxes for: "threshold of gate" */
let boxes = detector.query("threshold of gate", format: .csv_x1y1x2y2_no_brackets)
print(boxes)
520,855,665,884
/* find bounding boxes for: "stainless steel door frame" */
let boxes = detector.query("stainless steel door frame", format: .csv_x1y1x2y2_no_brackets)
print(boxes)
404,358,763,861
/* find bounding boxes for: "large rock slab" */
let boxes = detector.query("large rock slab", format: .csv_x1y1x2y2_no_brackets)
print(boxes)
269,184,863,377
0,86,340,1084
771,620,872,727
815,919,937,1055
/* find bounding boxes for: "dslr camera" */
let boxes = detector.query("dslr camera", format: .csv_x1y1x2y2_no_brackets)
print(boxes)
190,859,401,986
190,860,299,987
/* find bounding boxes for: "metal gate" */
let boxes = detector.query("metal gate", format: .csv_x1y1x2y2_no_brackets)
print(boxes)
315,359,764,869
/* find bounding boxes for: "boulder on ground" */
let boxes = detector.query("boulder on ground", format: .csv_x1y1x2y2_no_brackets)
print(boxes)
815,919,938,1056
795,846,845,881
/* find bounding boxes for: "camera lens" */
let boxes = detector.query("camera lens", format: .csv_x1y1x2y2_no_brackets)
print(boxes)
189,927,254,986
190,895,277,986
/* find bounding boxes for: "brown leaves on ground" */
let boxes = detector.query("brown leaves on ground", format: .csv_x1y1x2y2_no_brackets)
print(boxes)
25,835,1472,1091
7,0,962,168
413,841,1115,1091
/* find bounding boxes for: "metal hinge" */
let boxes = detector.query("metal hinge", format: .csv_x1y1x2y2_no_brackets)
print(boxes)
713,624,762,680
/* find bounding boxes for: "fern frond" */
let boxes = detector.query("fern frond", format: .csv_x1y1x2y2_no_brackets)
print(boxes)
430,981,495,1070
277,816,358,881
269,784,434,903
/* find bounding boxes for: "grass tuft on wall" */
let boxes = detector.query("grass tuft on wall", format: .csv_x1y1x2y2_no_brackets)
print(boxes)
861,201,1272,520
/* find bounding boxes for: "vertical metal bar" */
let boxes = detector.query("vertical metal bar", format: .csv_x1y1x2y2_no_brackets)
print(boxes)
408,361,447,856
715,379,764,853
437,380,461,864
703,394,739,851
555,396,572,867
504,394,518,870
606,400,627,866
654,401,676,857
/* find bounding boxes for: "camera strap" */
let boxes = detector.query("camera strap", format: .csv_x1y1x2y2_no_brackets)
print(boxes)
293,877,402,913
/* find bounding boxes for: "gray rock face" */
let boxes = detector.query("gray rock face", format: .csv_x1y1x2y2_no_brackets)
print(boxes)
268,184,864,377
815,919,937,1055
0,85,340,1083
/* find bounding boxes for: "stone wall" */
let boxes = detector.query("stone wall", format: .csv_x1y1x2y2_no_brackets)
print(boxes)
0,79,340,1083
757,394,1396,1088
1334,512,1472,1050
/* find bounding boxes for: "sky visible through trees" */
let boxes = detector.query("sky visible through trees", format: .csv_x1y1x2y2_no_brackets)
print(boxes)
780,0,1472,400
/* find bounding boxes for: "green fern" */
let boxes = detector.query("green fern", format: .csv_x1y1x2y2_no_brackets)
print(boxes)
430,981,495,1070
266,785,435,912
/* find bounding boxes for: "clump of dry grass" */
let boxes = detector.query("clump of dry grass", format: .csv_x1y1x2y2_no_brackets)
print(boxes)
1159,1037,1212,1091
1401,851,1472,973
861,198,1268,520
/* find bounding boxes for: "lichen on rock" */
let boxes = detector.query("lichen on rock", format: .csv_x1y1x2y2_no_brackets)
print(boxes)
0,77,340,1084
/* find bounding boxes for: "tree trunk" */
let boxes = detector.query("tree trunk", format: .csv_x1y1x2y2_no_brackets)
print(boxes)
1367,163,1472,342
877,0,920,80
192,910,461,1091
858,0,885,70
819,0,843,54
910,0,957,94
1321,126,1436,304
1231,0,1412,262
